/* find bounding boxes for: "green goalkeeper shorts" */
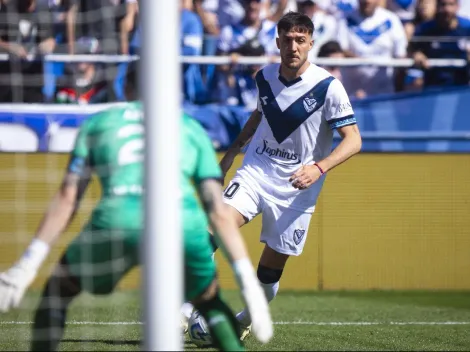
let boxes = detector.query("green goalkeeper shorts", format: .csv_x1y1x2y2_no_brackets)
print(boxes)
184,227,217,302
65,223,216,299
65,224,140,295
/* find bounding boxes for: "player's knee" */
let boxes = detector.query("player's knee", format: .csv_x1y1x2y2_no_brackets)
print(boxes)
257,264,283,284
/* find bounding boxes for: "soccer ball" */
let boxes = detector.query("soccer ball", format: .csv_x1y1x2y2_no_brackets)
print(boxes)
188,310,213,347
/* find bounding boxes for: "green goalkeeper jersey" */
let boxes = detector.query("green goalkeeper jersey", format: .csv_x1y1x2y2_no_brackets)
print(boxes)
68,102,220,232
181,114,222,234
69,101,144,230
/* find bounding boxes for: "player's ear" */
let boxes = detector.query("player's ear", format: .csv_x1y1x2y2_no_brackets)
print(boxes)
276,37,280,50
309,35,314,51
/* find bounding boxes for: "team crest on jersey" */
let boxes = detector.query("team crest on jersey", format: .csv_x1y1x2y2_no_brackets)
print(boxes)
303,96,317,113
293,229,306,245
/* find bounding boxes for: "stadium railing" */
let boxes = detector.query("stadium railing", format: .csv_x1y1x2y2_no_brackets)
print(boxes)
0,53,466,67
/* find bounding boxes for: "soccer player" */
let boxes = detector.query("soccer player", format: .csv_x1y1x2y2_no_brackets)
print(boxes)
0,64,272,351
217,11,362,339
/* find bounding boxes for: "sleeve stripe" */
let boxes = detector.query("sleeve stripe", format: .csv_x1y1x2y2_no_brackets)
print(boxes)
328,115,356,130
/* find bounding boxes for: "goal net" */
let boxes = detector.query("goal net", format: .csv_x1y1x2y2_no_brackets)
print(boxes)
0,1,145,350
1,0,470,351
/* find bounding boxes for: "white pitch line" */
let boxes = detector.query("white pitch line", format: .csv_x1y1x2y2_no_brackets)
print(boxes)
1,321,470,326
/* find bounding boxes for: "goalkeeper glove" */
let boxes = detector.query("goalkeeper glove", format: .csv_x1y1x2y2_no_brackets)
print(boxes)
233,258,273,344
0,239,49,313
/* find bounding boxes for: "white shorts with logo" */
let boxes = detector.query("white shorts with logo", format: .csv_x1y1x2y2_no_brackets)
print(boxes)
223,173,313,256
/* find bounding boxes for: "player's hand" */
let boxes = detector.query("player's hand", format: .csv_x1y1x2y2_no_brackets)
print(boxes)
0,262,37,312
289,165,322,190
239,276,273,344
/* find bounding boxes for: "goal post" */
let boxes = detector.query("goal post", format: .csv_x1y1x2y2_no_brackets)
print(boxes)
141,0,182,351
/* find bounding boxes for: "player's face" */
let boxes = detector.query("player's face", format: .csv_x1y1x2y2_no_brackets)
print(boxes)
437,0,458,22
276,29,313,70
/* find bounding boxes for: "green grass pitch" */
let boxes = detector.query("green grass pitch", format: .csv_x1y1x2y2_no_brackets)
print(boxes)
0,290,469,351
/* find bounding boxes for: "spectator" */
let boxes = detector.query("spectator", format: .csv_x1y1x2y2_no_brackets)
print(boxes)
55,37,108,104
47,0,77,55
321,0,359,18
181,0,205,102
317,40,345,80
402,0,437,91
218,0,278,57
217,0,287,28
221,35,266,109
215,0,278,104
262,0,292,21
117,0,138,55
0,0,56,102
297,0,338,59
405,0,436,39
411,0,470,88
74,0,121,54
386,0,418,26
336,0,408,99
193,0,220,35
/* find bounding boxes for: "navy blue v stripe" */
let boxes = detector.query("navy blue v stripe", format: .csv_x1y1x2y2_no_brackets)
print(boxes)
347,18,392,45
256,72,335,143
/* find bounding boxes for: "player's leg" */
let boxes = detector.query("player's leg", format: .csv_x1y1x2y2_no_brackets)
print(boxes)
185,229,244,351
236,245,289,340
30,257,81,352
191,280,244,351
210,176,261,252
181,175,261,329
31,225,139,351
237,202,313,339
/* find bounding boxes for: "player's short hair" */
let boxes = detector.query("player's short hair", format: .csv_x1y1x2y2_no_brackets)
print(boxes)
277,11,314,36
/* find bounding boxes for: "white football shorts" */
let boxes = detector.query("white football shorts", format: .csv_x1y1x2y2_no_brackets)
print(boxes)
223,173,313,256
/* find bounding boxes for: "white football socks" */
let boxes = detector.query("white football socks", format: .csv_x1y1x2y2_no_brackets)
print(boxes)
237,281,279,326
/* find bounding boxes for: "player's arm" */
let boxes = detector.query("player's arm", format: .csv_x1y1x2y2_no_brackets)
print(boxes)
0,124,92,313
315,124,361,173
32,167,90,246
315,80,362,173
291,80,362,190
219,109,262,179
197,179,272,343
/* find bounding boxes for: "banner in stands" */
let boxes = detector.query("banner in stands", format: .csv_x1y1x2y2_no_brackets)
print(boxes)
1,87,470,152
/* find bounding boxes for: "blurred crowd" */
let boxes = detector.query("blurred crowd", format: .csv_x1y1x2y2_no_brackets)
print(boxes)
0,0,469,107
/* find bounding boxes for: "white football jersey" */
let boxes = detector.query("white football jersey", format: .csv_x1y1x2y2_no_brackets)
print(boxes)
337,7,407,96
387,0,417,22
239,63,356,212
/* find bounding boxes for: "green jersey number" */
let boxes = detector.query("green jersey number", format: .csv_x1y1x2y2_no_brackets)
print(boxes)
117,124,144,166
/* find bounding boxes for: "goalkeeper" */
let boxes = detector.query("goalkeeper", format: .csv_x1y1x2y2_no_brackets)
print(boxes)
0,64,272,351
